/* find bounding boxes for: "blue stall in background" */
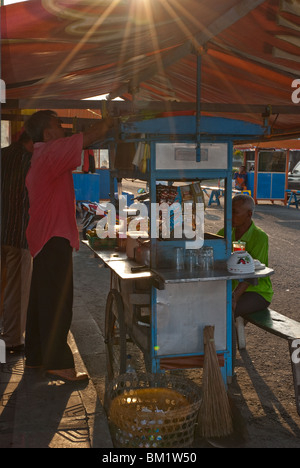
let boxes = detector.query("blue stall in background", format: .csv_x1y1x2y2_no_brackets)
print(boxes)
73,171,134,205
247,171,286,200
244,149,288,202
73,170,117,201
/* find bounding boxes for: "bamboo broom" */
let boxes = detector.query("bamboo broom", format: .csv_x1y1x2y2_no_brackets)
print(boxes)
198,325,233,438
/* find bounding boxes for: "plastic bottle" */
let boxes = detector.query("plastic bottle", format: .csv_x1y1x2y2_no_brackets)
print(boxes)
126,354,137,375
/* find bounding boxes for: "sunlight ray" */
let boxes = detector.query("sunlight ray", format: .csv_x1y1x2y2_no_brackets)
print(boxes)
158,0,202,52
158,0,250,108
111,0,137,93
34,0,122,99
135,0,173,105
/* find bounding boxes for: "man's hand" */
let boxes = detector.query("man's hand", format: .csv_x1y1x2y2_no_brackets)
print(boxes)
82,117,116,148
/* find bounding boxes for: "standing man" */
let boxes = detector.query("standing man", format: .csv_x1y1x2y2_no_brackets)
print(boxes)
24,110,113,381
1,132,33,353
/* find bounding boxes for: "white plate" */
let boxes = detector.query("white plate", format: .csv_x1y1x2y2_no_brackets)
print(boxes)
254,259,265,270
228,267,255,274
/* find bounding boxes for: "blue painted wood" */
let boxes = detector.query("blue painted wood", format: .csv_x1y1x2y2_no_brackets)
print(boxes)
208,189,222,206
271,173,286,199
244,170,286,201
121,115,266,138
72,173,100,201
95,169,117,199
257,173,272,199
286,190,300,209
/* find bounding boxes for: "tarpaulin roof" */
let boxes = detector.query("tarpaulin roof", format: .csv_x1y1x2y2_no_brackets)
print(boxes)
236,139,300,149
1,0,300,136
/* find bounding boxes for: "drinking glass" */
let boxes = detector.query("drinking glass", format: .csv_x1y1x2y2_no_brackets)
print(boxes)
174,247,184,270
198,246,214,271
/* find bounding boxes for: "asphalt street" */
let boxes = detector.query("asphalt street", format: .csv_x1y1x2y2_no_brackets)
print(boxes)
71,197,300,448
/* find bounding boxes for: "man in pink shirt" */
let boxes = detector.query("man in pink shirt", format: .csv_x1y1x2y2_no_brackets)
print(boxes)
24,110,113,382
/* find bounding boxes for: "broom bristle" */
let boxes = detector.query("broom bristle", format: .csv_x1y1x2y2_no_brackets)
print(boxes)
198,325,233,438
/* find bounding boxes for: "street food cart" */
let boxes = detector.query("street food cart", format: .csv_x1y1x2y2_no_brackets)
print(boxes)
84,114,274,386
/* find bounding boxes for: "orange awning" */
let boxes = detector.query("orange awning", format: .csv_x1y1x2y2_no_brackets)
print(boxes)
236,139,300,150
1,0,300,134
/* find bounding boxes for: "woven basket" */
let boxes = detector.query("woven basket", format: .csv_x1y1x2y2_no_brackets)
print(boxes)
106,373,201,448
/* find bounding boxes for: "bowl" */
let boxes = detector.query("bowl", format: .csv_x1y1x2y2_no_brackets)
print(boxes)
227,251,255,274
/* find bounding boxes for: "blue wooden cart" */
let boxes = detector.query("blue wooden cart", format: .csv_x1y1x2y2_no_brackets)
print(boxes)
87,114,274,386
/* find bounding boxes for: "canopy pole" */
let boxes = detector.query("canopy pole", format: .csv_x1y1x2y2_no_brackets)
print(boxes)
196,48,204,162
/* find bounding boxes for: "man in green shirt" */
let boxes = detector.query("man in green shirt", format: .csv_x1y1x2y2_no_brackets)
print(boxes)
218,194,273,317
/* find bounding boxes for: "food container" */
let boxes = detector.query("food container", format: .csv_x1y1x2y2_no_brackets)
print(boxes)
134,240,150,266
126,231,148,259
227,251,255,274
232,241,246,251
126,236,139,259
87,233,117,250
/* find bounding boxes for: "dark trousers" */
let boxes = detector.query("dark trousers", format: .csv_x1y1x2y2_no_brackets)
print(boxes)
235,292,270,318
25,237,75,370
232,292,270,370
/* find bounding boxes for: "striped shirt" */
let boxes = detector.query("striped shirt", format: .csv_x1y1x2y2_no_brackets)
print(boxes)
1,142,32,249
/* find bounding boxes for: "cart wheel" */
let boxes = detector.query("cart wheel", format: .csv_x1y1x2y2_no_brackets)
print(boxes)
105,289,127,381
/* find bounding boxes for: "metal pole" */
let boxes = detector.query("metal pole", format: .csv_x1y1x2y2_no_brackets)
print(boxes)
196,50,202,162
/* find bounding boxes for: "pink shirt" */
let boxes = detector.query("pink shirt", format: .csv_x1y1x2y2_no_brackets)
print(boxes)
26,133,83,257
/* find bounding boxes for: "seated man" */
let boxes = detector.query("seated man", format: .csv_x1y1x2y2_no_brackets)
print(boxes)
218,194,273,318
233,165,247,191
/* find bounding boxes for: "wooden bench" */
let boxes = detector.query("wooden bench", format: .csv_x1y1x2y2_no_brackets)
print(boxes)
202,186,224,206
202,186,250,207
236,308,300,416
286,189,300,209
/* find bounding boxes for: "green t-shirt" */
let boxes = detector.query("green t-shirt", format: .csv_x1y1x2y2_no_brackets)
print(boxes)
218,222,273,303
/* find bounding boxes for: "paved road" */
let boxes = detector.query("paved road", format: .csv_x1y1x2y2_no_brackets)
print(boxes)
72,199,300,448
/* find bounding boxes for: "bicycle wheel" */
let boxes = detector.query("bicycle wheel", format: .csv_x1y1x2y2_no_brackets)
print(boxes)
105,289,127,381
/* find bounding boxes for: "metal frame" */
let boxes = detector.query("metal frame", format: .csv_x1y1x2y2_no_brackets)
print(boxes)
102,113,272,385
